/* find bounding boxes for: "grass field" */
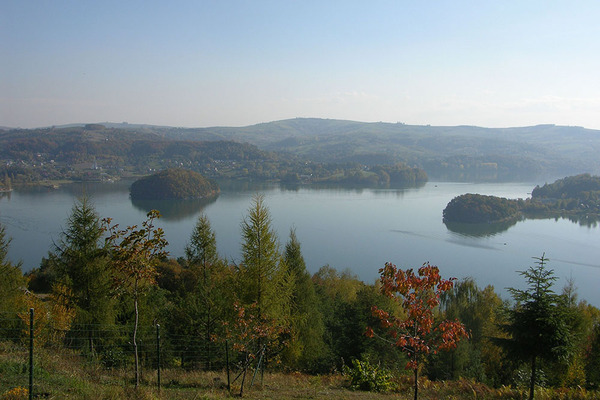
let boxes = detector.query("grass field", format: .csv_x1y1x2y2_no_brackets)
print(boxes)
1,341,598,400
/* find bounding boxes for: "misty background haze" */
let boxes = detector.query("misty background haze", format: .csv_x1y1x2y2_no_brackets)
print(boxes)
2,1,600,129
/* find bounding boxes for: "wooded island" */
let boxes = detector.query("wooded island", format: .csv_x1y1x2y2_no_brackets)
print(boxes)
443,174,600,224
130,169,219,200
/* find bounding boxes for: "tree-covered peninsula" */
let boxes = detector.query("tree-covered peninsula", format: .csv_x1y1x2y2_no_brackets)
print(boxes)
443,193,521,223
130,168,219,200
443,174,600,224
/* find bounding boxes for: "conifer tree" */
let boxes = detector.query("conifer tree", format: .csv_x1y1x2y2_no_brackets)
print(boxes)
185,213,219,278
0,223,26,339
234,194,292,374
239,194,292,321
52,197,115,353
500,254,571,400
283,228,325,370
181,213,228,369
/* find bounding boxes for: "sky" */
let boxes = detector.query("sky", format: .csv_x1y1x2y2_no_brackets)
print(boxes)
2,1,600,129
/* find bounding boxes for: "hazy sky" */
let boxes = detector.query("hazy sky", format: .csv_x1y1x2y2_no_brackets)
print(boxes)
2,1,600,129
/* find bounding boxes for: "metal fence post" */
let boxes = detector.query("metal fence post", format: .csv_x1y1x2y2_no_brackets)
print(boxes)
29,308,34,400
156,323,161,393
225,340,230,393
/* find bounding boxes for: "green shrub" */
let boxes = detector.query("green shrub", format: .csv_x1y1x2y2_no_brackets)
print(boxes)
342,358,394,392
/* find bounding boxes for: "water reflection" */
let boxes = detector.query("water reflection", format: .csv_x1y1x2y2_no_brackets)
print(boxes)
443,218,520,237
12,180,131,197
131,196,218,221
218,179,427,196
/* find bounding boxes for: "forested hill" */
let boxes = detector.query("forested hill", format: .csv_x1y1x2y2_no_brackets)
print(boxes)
3,119,600,181
103,119,600,180
0,124,426,185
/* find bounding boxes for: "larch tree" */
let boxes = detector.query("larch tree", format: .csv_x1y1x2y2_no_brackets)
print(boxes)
234,194,293,376
239,194,292,322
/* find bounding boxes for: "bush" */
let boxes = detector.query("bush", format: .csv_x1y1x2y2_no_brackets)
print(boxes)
342,358,394,392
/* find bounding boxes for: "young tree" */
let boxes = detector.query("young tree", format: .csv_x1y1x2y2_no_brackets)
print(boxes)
367,262,468,400
238,194,292,322
105,210,168,389
0,223,27,339
182,213,227,369
51,197,115,353
235,194,292,378
499,254,571,400
282,228,325,370
435,279,508,385
224,301,288,396
185,212,219,272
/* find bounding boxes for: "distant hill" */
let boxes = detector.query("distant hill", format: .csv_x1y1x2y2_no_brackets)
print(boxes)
119,118,600,180
3,118,600,182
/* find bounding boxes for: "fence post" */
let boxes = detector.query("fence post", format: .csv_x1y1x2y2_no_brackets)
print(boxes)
225,340,230,393
29,307,34,400
156,323,161,393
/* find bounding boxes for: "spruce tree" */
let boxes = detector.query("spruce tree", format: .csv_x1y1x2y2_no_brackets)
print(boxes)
181,213,228,369
500,254,571,400
52,197,115,353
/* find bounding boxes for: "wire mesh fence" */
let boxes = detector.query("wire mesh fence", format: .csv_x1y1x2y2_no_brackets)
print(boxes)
0,309,236,397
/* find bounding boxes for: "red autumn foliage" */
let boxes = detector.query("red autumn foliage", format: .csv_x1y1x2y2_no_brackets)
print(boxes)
367,262,469,399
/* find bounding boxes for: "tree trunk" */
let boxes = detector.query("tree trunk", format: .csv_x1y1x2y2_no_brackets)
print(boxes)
529,355,536,400
134,280,140,389
413,366,419,400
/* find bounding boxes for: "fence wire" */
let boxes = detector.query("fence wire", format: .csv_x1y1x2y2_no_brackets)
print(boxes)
0,310,235,396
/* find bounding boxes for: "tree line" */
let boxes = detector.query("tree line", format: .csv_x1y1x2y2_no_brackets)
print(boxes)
444,174,600,225
0,126,427,187
2,195,600,398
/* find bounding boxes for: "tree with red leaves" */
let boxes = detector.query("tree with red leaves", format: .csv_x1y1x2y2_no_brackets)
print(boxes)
367,262,469,400
224,301,289,396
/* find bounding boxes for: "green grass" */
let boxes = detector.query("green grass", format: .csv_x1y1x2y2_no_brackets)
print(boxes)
2,341,600,400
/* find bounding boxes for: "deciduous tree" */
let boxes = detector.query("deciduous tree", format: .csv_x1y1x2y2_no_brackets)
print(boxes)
105,210,168,389
367,262,468,400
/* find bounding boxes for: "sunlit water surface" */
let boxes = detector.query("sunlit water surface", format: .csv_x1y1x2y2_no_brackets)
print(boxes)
1,180,598,305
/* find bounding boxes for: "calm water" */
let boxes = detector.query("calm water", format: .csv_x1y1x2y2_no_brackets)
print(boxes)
1,180,599,306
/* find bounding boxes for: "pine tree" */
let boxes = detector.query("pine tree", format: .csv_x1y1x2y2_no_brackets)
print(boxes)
500,254,572,400
282,228,325,370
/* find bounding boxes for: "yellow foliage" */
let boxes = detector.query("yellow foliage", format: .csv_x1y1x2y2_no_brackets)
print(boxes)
17,284,76,347
0,387,28,400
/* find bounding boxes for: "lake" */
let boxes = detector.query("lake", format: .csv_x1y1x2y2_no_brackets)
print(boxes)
1,180,599,306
